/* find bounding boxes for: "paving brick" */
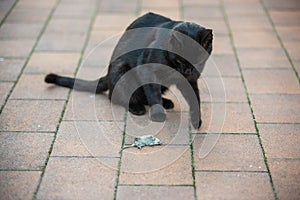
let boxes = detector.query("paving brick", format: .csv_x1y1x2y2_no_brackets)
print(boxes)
37,157,118,200
212,35,234,55
276,26,300,42
10,74,69,100
142,0,181,9
0,100,65,132
264,0,300,10
237,48,291,69
284,41,300,61
64,91,125,121
94,13,136,30
269,159,300,200
198,103,256,133
233,31,281,49
117,185,195,200
52,121,124,157
195,172,274,200
0,82,13,108
199,77,248,102
125,111,190,145
258,124,300,159
83,45,115,68
224,2,265,16
270,11,300,26
193,134,266,171
0,58,24,81
15,0,57,9
0,0,16,21
0,132,53,170
45,18,90,35
0,171,41,200
53,1,96,18
228,15,273,32
100,0,138,13
243,69,300,94
0,40,35,58
250,94,300,123
0,23,43,39
294,60,300,75
36,32,87,52
5,8,51,23
25,52,80,74
183,6,223,20
203,54,240,77
182,0,219,7
119,147,193,184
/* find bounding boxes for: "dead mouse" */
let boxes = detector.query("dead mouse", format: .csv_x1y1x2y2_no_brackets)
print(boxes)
120,135,162,153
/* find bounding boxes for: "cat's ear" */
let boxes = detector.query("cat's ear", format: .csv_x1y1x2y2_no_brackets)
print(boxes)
199,29,213,50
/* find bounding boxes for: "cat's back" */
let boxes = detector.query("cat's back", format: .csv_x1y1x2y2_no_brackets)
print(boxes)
126,12,174,30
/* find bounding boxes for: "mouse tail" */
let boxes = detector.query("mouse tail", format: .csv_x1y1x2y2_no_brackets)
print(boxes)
45,73,108,94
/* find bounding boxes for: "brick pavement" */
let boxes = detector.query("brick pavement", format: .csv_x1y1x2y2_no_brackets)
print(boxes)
0,0,299,199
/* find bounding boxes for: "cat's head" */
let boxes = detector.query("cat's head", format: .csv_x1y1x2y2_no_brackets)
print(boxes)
171,22,213,54
168,22,213,78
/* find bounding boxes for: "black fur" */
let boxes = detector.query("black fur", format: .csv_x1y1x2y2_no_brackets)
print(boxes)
44,12,213,128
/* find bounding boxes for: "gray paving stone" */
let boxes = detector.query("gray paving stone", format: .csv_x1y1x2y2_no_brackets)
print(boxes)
0,132,53,170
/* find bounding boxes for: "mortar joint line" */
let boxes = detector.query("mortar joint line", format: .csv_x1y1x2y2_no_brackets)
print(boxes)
220,1,278,199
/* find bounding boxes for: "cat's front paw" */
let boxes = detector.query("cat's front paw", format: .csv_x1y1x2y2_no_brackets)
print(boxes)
191,111,202,129
150,104,166,122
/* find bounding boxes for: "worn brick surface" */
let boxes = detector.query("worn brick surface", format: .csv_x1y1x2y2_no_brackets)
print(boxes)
0,100,65,132
237,48,291,69
45,18,90,35
269,160,300,200
37,157,118,200
203,55,240,77
52,121,124,157
0,132,53,170
0,59,25,81
199,77,248,102
195,172,274,200
243,69,300,94
119,147,193,185
0,23,43,39
198,103,256,133
250,94,300,123
0,40,35,58
193,135,266,171
5,8,51,23
212,36,234,55
0,82,13,108
233,31,281,49
100,0,138,13
64,91,125,121
36,33,87,52
117,186,195,200
258,124,300,159
10,74,69,99
25,52,80,74
94,13,136,30
53,0,96,18
0,171,41,200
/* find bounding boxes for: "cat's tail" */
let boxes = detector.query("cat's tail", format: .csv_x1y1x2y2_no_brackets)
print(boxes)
44,73,108,94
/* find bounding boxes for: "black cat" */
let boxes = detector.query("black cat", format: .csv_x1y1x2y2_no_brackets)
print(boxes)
45,12,213,129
